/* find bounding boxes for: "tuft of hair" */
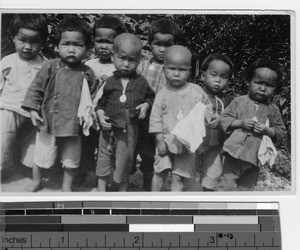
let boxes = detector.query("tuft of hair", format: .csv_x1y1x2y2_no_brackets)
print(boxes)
93,15,127,37
9,14,48,44
148,18,180,43
56,15,92,49
245,58,283,93
200,53,234,78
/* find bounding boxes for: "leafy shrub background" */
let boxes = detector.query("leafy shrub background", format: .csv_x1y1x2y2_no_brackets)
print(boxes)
1,12,291,178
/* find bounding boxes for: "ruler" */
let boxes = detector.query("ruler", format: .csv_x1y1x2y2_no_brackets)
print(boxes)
0,201,281,249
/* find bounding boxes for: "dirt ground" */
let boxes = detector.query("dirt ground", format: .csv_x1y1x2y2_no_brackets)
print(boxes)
1,162,201,192
0,163,144,192
0,160,290,193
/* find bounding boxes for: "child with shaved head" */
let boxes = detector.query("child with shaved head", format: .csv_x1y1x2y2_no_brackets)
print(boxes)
95,33,155,191
149,45,212,191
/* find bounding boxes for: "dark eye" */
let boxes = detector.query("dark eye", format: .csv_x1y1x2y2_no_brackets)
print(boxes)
179,68,188,72
167,66,176,70
164,42,174,47
267,83,276,88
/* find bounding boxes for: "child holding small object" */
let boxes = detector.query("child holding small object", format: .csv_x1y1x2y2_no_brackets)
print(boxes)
198,54,234,191
95,33,155,192
0,14,48,173
22,16,97,192
149,45,212,192
218,58,286,191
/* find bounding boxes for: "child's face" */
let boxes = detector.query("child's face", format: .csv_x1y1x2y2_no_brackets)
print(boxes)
94,28,117,62
150,32,174,64
201,59,231,95
113,44,140,77
248,67,277,102
58,31,87,65
164,53,190,88
13,28,43,61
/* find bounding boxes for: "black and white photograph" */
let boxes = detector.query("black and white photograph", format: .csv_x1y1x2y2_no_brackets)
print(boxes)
0,10,293,193
0,1,299,249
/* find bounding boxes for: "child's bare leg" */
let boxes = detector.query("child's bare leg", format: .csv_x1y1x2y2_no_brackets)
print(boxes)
24,164,42,192
151,170,168,191
183,177,197,191
171,173,184,191
118,181,128,192
97,176,109,191
62,167,77,192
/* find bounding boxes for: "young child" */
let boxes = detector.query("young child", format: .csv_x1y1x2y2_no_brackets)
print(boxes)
132,18,180,191
218,58,286,191
22,15,97,192
198,54,234,191
149,45,212,192
76,15,127,184
0,14,48,174
95,33,155,192
85,15,127,100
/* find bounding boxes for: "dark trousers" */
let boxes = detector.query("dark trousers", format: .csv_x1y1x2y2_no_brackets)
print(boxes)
132,115,155,187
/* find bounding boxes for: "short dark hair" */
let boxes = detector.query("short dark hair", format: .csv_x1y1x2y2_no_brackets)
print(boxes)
148,18,180,43
10,14,48,44
201,53,234,77
245,58,283,92
56,15,92,48
93,15,127,37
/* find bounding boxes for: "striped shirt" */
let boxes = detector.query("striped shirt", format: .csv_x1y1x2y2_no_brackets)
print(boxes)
137,58,167,94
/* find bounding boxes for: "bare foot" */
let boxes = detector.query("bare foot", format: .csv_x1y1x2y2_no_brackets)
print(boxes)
62,186,72,192
24,181,42,192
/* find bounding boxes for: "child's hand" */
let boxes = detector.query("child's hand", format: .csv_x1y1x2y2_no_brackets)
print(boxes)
157,140,168,156
30,111,43,130
253,122,275,138
210,117,219,129
253,122,267,134
97,110,111,130
99,115,111,130
241,117,256,130
91,111,100,131
136,102,150,119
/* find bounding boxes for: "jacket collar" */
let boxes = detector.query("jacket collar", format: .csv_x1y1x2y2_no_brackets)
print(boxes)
113,70,139,80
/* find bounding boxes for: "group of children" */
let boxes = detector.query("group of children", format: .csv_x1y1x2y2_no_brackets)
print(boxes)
0,14,286,192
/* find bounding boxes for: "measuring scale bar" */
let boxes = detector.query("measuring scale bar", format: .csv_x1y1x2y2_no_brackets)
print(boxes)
0,201,281,249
